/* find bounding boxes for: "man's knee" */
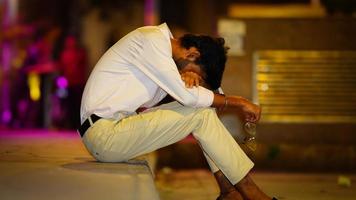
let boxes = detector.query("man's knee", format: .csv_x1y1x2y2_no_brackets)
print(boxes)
158,103,218,125
197,107,217,115
194,107,219,122
191,108,224,140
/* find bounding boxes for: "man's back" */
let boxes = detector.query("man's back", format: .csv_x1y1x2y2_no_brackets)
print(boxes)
80,23,213,124
80,25,170,124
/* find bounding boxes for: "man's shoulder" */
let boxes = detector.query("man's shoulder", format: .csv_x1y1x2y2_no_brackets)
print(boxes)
137,26,165,39
138,23,171,40
137,26,171,55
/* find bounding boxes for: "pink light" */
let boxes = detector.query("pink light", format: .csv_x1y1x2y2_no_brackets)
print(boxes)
1,110,12,123
56,76,68,88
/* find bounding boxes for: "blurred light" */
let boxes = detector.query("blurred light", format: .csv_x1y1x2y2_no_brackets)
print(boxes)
260,66,270,72
228,3,326,18
28,73,41,101
56,76,68,89
28,45,37,56
2,0,18,27
261,83,269,92
1,110,12,123
56,88,68,98
144,0,158,25
13,50,27,69
17,100,28,113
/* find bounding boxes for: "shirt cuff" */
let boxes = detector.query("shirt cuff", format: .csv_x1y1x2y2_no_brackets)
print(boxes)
196,86,214,107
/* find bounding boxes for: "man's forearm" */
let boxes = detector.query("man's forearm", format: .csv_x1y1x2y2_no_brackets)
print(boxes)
212,93,243,111
212,93,261,122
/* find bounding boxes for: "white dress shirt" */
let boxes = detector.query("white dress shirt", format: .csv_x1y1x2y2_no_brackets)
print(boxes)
80,23,214,124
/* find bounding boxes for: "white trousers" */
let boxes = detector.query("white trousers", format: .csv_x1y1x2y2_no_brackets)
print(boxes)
82,101,254,185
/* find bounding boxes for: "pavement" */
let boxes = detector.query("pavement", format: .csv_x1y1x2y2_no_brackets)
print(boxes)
1,129,356,200
156,169,356,200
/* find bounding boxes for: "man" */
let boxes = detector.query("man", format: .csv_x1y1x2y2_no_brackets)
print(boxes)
79,23,276,200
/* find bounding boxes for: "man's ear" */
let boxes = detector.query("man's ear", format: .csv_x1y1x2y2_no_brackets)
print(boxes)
187,47,200,61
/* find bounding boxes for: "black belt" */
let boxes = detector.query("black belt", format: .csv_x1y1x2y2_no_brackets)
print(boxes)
78,114,102,137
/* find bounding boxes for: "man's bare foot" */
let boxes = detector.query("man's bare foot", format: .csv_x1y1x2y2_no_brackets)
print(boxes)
217,190,244,200
214,171,244,200
235,173,272,200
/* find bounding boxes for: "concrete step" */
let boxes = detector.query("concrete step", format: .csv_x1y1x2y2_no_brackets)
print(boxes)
0,130,160,200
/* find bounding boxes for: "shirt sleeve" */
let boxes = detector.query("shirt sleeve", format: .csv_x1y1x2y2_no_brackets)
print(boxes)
127,29,214,108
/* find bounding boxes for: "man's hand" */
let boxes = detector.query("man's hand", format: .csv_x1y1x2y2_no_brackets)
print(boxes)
181,71,203,88
212,94,261,123
227,96,261,123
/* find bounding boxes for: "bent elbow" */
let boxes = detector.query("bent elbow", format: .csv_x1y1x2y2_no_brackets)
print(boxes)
179,96,198,108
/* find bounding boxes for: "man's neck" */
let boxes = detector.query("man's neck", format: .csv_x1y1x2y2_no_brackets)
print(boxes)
170,38,179,60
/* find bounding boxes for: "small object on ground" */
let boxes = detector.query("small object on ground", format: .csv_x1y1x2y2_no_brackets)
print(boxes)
161,167,173,175
337,175,351,187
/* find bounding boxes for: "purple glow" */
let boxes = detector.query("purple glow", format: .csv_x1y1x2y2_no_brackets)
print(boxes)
56,88,68,98
144,0,157,25
0,129,78,138
2,110,12,123
17,100,28,113
28,44,38,56
2,43,11,70
1,43,12,125
56,76,68,88
2,0,18,27
1,0,19,126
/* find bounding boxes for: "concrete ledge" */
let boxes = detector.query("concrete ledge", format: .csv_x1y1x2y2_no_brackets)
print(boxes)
65,161,160,200
0,130,160,200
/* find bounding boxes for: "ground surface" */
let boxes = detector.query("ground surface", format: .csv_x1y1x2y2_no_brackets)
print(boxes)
0,130,355,200
156,169,356,200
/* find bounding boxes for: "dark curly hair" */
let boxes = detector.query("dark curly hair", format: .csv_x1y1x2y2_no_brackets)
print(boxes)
179,34,229,90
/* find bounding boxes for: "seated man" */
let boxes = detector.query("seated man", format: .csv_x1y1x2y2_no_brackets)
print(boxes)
79,23,276,200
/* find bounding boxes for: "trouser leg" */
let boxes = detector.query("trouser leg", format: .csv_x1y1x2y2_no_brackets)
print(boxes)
190,107,254,184
82,101,253,184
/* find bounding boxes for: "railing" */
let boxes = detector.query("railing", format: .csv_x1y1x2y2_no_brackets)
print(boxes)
253,51,356,123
